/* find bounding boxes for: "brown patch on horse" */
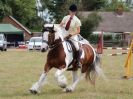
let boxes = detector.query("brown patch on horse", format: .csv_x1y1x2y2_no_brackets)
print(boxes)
47,38,66,69
80,44,94,73
48,33,55,46
79,44,97,85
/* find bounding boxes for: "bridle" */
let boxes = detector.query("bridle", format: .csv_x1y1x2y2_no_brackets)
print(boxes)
42,26,63,50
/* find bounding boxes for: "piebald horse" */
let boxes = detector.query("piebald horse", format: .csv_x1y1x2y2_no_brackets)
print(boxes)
30,24,105,94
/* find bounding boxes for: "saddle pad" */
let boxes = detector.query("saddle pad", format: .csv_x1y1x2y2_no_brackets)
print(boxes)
66,41,73,52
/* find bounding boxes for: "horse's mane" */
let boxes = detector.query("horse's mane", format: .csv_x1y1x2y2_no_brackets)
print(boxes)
44,24,64,41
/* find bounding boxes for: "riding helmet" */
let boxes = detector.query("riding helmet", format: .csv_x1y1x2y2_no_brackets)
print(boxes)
69,4,77,12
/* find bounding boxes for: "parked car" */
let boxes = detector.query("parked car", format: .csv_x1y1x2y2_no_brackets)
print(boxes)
0,34,7,51
18,41,27,49
28,37,43,50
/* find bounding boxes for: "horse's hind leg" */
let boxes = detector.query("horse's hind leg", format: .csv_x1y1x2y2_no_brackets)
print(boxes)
29,63,51,94
64,71,84,92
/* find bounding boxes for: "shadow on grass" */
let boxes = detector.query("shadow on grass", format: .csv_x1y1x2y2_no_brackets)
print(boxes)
0,88,73,98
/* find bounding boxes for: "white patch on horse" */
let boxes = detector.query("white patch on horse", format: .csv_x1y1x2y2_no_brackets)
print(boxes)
55,69,67,88
87,43,96,63
65,42,73,52
79,39,96,63
30,72,47,93
81,49,85,59
64,72,85,92
55,27,64,41
54,32,60,40
62,42,73,68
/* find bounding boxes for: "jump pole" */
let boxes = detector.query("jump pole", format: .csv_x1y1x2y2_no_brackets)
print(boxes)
123,39,133,79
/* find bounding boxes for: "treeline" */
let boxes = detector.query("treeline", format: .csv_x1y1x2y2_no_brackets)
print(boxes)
0,0,130,35
42,0,129,39
41,0,129,22
0,0,42,31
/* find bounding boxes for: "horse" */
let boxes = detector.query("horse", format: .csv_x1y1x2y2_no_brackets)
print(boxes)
29,24,105,94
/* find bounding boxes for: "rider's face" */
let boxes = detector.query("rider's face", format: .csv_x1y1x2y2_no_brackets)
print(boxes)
69,10,76,16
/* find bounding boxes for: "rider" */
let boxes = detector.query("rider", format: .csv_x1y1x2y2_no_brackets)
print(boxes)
60,4,82,66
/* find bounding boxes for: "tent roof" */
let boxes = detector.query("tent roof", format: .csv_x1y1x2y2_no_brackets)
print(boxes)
0,24,23,34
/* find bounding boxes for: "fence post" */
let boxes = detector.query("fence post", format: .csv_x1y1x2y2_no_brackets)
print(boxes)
97,30,103,54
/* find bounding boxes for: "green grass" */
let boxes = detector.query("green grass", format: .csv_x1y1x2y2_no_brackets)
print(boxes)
0,49,133,99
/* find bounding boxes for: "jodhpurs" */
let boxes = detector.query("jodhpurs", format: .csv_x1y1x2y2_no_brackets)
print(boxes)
69,35,79,51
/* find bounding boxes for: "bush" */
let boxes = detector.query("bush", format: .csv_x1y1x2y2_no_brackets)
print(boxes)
104,35,112,41
80,12,102,40
88,34,99,44
101,0,130,12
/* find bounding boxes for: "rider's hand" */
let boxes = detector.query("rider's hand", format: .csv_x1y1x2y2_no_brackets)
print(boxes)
64,34,72,40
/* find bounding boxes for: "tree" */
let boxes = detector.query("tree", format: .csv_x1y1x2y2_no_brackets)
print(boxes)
102,0,130,11
41,0,81,23
81,0,107,11
40,0,102,40
0,0,42,31
0,0,11,21
8,0,37,27
80,12,102,39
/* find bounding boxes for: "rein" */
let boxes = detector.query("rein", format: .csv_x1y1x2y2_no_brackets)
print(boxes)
48,39,81,50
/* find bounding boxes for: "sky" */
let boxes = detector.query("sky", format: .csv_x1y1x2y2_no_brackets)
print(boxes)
36,0,53,22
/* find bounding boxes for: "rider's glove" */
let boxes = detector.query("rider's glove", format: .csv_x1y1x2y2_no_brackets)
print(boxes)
64,34,72,40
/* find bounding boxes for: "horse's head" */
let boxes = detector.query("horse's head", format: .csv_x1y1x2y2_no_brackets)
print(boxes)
42,24,55,34
41,24,54,52
42,24,61,47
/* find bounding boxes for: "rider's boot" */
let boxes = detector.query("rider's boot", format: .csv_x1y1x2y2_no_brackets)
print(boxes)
76,49,82,68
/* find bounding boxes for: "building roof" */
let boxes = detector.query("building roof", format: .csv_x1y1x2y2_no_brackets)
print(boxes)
0,24,23,34
8,16,31,34
79,12,133,32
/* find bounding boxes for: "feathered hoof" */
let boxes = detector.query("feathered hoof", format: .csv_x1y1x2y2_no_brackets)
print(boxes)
59,84,67,89
29,89,38,94
64,87,73,93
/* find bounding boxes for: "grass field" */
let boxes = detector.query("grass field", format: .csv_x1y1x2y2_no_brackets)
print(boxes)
0,49,133,99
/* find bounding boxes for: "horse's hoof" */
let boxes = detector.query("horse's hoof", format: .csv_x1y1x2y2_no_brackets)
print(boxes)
59,84,67,89
29,89,38,94
60,85,66,89
64,88,73,93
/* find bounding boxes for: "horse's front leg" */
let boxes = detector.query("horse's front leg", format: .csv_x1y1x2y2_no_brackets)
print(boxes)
29,63,51,94
64,71,84,92
55,68,68,89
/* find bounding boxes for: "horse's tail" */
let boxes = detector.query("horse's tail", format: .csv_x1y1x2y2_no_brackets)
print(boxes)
85,53,106,85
